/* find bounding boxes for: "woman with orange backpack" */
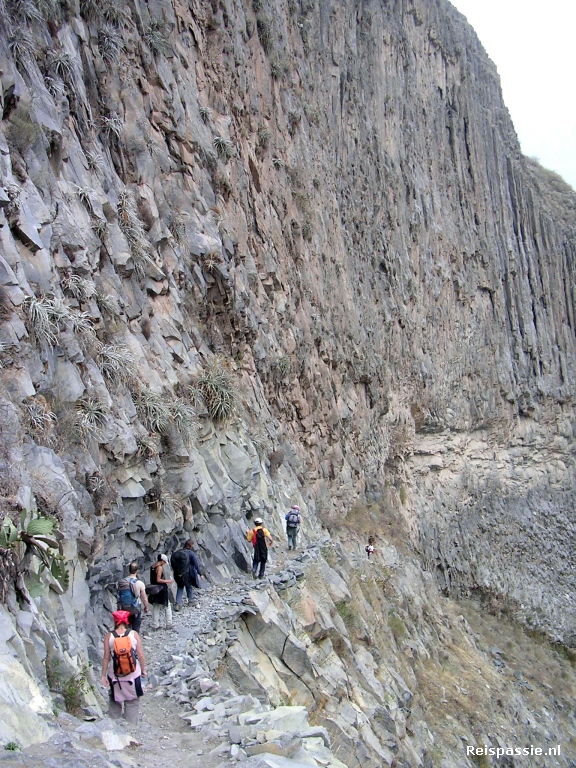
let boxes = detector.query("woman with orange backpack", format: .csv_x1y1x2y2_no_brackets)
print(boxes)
100,610,147,724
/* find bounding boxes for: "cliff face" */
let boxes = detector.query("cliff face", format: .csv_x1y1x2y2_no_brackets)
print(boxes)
0,0,575,760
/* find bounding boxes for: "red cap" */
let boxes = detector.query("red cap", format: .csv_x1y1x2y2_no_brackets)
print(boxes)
112,610,131,626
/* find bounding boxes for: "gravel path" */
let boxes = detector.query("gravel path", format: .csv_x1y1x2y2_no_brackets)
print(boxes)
2,544,310,768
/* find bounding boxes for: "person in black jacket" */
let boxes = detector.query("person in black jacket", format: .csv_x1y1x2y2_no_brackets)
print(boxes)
170,540,204,611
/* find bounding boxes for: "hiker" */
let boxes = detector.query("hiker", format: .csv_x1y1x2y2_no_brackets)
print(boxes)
170,539,204,611
100,610,146,724
246,517,273,579
365,536,375,559
147,554,174,631
285,504,301,551
117,563,149,633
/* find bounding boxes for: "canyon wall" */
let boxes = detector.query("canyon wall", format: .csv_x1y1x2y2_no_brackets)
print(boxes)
0,0,574,761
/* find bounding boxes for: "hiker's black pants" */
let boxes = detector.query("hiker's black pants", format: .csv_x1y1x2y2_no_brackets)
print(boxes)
252,554,266,578
129,609,142,633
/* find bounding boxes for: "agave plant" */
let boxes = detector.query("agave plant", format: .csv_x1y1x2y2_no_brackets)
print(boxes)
213,135,234,160
23,296,63,346
135,389,171,434
169,398,198,448
191,359,238,422
0,512,68,594
62,275,95,302
117,189,152,277
75,397,108,440
96,343,137,386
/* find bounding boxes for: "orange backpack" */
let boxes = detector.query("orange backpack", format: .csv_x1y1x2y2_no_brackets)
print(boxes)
112,630,137,677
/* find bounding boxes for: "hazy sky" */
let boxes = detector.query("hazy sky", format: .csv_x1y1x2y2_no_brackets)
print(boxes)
450,0,576,190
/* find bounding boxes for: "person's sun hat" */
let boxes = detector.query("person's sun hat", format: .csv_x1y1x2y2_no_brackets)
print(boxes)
160,554,168,563
254,517,263,525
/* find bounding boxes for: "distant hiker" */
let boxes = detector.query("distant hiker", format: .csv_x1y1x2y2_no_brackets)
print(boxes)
285,505,301,551
117,563,149,633
365,537,375,559
170,540,204,611
147,554,174,631
100,610,146,724
246,517,273,579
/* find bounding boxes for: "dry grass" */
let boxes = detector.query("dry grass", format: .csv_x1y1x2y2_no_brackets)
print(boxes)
414,598,576,760
319,498,410,552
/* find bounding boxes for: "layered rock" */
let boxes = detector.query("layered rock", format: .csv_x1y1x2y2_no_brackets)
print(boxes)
0,0,574,761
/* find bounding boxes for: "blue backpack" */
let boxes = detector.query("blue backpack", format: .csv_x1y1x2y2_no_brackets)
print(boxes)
117,578,138,610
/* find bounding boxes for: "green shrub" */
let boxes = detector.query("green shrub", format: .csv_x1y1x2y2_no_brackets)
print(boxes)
302,220,313,241
256,16,273,54
257,124,271,149
61,665,91,714
336,601,355,629
388,612,406,642
6,105,41,153
399,485,407,506
4,742,19,751
0,510,68,594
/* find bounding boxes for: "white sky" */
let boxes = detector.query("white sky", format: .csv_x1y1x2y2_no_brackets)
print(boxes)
449,0,576,190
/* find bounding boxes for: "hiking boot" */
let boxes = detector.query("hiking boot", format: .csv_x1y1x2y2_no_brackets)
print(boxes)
174,604,181,612
166,625,174,630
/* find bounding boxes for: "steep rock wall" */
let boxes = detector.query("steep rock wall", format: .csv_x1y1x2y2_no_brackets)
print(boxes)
0,0,574,750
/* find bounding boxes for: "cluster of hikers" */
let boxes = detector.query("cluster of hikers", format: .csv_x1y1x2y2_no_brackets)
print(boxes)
100,505,304,724
100,538,205,723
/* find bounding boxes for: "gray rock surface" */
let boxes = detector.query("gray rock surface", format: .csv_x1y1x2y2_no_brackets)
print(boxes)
0,0,575,765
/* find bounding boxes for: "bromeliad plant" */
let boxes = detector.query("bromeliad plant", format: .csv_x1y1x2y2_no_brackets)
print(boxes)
189,358,238,422
0,511,68,597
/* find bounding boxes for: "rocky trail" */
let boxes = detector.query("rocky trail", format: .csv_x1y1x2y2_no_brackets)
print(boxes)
1,542,340,768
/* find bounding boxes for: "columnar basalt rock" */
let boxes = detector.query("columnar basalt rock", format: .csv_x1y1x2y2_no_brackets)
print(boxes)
0,0,574,761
